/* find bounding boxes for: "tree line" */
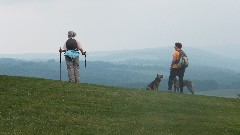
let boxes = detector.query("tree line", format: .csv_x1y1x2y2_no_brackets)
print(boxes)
0,58,240,91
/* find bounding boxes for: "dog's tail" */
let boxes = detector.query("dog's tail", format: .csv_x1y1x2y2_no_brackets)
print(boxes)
188,81,195,94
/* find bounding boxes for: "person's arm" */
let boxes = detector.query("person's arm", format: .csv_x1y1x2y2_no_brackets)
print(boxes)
171,55,178,66
76,39,86,55
171,52,177,66
79,48,86,55
59,43,67,53
59,49,66,53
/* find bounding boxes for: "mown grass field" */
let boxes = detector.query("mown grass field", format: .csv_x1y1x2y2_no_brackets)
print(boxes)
0,75,240,135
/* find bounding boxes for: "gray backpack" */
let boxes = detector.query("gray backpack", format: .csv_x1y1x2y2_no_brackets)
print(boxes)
177,51,189,68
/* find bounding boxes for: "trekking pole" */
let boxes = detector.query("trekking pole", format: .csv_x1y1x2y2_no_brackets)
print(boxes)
84,51,87,68
83,51,87,84
59,47,62,81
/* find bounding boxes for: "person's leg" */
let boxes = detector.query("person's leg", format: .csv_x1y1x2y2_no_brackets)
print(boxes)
173,77,177,92
174,85,176,92
168,69,177,91
178,67,185,93
73,56,80,83
179,76,183,93
65,57,75,82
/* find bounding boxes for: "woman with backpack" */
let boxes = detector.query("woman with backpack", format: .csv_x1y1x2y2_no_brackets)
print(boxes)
59,31,86,83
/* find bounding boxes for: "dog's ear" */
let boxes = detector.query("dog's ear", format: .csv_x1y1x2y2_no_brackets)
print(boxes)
157,74,159,76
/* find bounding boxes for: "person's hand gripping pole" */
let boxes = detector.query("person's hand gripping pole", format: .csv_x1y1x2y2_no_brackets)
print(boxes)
59,47,62,81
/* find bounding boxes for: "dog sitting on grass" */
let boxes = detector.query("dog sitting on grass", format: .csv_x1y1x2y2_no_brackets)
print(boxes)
173,77,195,94
146,74,163,90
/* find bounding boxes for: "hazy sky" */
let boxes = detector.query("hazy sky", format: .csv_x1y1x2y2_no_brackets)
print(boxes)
1,0,240,56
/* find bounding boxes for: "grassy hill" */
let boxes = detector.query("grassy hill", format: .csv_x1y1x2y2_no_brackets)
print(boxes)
0,75,239,135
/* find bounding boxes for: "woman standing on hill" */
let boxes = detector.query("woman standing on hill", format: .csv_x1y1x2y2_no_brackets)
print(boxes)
59,31,86,83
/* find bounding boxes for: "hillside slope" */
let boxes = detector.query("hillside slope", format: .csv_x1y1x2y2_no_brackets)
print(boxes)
0,76,240,135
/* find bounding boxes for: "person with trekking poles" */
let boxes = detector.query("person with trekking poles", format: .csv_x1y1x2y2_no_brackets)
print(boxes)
59,31,86,83
168,42,188,93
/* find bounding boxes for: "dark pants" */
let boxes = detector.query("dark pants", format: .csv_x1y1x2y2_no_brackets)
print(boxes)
168,67,185,93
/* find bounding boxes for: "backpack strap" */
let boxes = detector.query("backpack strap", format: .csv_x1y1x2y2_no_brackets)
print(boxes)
181,50,187,57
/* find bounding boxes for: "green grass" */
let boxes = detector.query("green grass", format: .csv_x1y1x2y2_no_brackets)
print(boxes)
0,75,240,135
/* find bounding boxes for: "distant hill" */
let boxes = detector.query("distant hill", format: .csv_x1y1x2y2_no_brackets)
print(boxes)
1,47,238,71
88,47,240,72
0,53,60,61
1,75,240,135
1,47,240,94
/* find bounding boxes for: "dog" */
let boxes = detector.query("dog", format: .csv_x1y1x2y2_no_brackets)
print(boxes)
146,74,163,90
173,77,195,94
